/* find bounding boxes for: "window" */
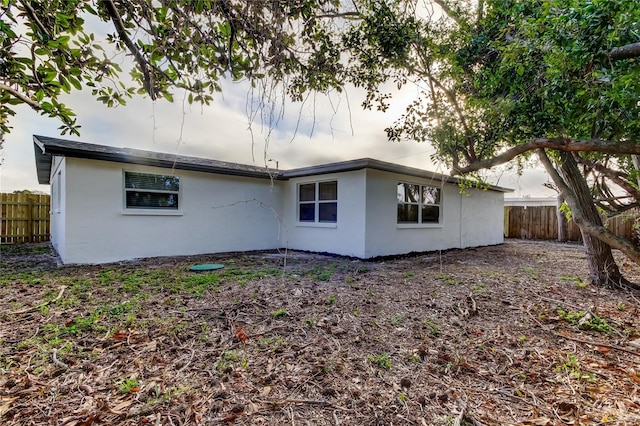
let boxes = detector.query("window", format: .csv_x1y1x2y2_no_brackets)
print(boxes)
298,181,337,223
397,182,440,224
124,172,179,210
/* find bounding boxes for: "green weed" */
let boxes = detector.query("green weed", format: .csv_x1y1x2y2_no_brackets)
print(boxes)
272,308,287,318
368,353,392,369
116,377,140,393
305,265,335,281
560,275,587,288
522,267,539,280
557,309,611,333
556,354,594,381
391,313,406,326
421,318,441,336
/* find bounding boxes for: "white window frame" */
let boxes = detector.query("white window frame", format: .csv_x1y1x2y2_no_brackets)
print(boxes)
297,180,338,225
122,171,183,215
396,181,442,226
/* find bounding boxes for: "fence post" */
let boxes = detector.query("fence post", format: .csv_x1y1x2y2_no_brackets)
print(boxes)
556,195,566,242
27,196,33,243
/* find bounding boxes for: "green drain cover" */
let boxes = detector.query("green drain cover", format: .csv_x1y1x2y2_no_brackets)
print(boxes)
189,263,224,272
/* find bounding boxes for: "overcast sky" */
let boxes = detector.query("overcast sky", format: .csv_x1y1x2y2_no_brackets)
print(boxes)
0,44,555,198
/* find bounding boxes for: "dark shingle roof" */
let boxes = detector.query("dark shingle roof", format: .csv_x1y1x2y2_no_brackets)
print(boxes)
33,135,278,184
33,135,511,192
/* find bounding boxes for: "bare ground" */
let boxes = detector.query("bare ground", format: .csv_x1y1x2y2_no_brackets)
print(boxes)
1,240,640,425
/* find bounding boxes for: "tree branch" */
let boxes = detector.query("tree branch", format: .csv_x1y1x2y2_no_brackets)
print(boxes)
316,11,361,19
451,138,640,175
607,42,640,61
101,0,156,99
0,83,42,111
433,0,465,27
538,149,640,281
574,155,640,204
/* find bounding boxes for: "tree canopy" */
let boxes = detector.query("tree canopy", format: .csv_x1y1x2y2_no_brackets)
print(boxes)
2,0,640,287
346,0,640,287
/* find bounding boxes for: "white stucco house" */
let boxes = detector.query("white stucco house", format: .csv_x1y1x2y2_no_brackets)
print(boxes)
33,135,511,264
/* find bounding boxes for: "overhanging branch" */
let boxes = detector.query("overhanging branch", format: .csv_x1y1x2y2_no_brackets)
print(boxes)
607,42,640,61
101,0,156,99
538,149,640,279
0,83,42,111
451,138,640,175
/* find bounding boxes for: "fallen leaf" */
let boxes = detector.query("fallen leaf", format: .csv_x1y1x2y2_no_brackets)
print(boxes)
519,417,552,425
261,386,271,396
112,330,127,341
631,372,640,383
221,413,241,422
0,396,19,417
596,346,611,355
235,326,248,342
107,399,133,415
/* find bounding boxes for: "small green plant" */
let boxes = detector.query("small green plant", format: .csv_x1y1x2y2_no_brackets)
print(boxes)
471,283,487,293
436,273,457,286
391,313,406,326
560,275,587,288
353,307,361,316
305,265,335,281
421,318,441,336
557,309,585,324
522,266,539,280
403,272,415,279
116,377,140,393
557,309,611,333
368,353,391,369
617,302,627,311
584,315,612,333
304,315,318,327
556,354,594,381
272,308,287,317
327,295,337,304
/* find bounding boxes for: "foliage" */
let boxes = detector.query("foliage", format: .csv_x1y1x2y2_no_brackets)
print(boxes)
368,353,392,369
0,0,355,136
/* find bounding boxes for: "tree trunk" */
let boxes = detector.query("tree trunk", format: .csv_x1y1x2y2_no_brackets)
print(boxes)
557,153,625,286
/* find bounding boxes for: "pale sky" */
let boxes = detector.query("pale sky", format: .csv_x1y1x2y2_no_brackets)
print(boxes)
0,77,556,198
0,13,555,199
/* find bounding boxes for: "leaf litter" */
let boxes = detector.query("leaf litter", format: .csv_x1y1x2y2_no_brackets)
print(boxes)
1,240,639,425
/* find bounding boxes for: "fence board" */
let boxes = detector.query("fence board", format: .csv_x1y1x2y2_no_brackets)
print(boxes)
1,193,50,243
504,205,636,242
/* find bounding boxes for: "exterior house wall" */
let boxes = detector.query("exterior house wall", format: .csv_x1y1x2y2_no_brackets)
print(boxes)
49,156,66,257
363,169,465,258
459,189,505,247
280,170,367,258
61,157,282,264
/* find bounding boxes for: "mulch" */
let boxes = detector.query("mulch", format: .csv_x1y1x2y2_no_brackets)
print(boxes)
1,239,639,425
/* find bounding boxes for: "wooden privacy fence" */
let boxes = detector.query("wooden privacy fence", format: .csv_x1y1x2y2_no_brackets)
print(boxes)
504,205,637,242
1,193,50,243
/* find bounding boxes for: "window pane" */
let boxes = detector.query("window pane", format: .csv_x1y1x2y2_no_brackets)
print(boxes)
319,181,337,200
422,186,440,204
397,183,420,203
319,202,337,222
125,172,179,191
126,191,179,209
299,203,315,222
397,204,418,223
299,183,316,202
422,205,440,223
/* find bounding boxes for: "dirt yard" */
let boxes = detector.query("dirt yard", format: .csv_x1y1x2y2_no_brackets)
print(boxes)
1,240,639,425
